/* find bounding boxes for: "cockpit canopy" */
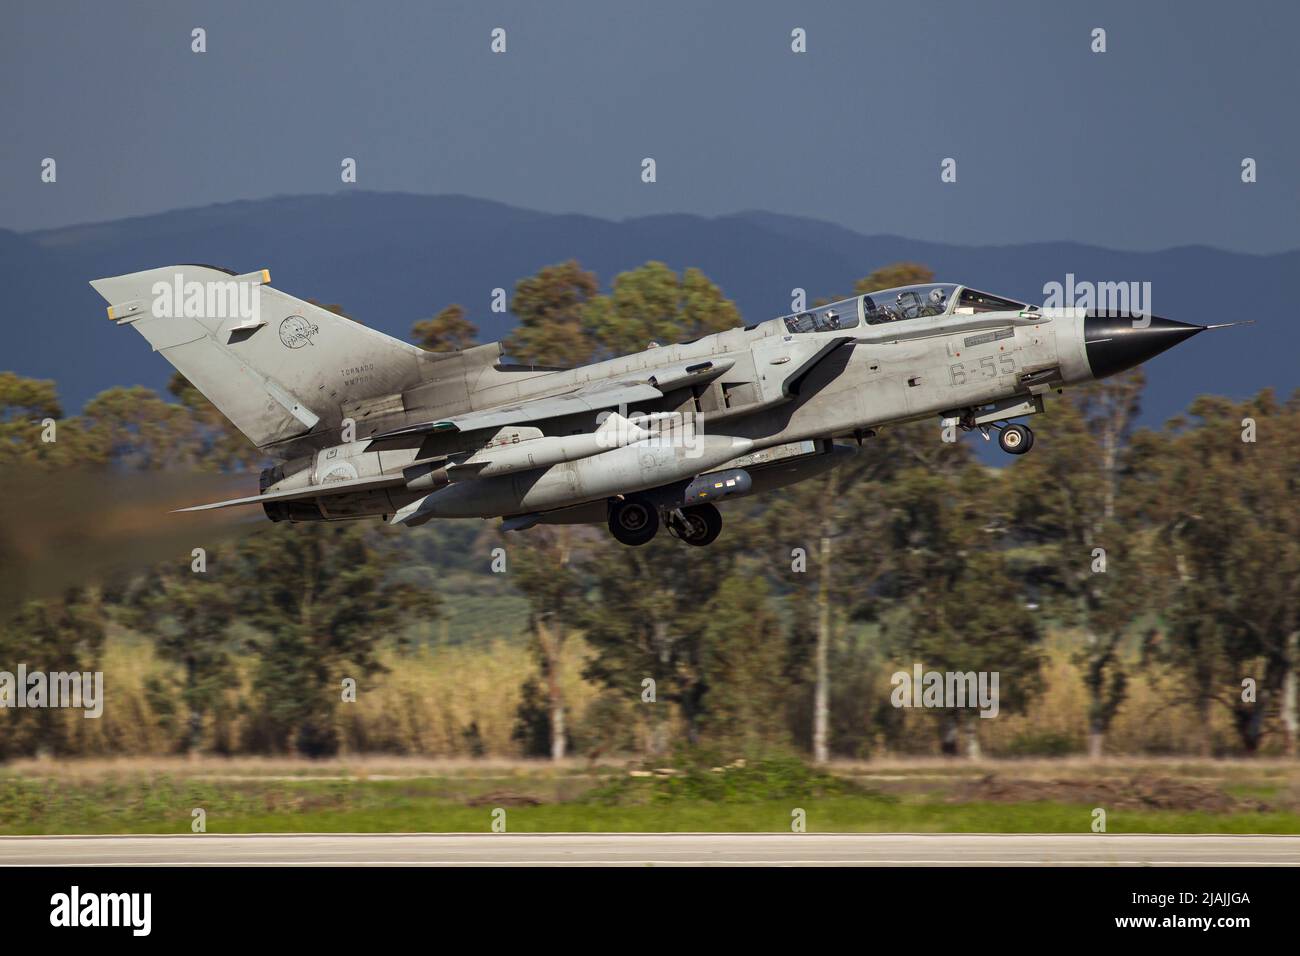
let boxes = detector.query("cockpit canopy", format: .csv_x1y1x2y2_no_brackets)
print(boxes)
781,298,860,334
863,284,958,323
781,284,1028,334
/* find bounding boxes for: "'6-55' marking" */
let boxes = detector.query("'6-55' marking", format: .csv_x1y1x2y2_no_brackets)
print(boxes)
949,353,1015,386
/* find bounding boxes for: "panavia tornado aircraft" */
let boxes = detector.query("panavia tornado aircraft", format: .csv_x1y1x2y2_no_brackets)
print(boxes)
91,267,1228,546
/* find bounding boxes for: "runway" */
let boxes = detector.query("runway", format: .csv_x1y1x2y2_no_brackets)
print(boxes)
2,833,1299,866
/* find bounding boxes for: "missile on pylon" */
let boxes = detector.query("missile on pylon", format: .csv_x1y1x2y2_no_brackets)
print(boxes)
444,412,653,482
392,428,754,525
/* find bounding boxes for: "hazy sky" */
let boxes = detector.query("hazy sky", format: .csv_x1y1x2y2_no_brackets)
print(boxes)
2,0,1296,251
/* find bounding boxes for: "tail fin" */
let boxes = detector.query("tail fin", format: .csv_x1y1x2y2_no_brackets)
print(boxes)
90,265,427,453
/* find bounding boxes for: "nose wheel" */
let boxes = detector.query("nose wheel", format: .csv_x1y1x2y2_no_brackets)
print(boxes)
997,422,1034,455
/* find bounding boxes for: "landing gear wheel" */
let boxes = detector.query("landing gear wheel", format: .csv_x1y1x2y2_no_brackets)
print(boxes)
608,497,659,546
675,503,722,547
998,423,1034,455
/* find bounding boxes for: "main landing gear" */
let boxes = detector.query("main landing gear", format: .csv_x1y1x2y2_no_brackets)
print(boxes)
607,497,722,547
667,504,723,547
608,497,659,546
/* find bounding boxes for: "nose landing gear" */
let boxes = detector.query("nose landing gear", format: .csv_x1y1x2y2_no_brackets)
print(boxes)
996,422,1034,455
950,394,1043,456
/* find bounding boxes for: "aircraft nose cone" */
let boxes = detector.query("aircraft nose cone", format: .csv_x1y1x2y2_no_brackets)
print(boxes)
1083,312,1205,379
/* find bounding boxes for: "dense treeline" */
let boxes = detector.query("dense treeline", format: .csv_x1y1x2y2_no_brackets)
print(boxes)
1,261,1296,761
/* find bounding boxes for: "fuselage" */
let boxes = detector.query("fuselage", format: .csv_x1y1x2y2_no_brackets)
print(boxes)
268,284,1202,524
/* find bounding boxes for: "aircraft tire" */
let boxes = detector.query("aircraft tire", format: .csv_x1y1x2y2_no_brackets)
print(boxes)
678,503,722,546
998,423,1034,455
608,497,659,545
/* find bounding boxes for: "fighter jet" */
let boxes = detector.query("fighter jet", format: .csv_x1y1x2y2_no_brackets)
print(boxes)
91,266,1228,546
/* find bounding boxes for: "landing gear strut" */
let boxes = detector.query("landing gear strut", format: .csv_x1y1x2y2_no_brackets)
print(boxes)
668,503,723,547
608,498,725,546
608,497,659,546
997,422,1034,455
952,394,1044,456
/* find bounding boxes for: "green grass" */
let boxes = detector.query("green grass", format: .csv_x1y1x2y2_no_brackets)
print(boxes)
203,800,1300,836
4,770,1300,835
1221,782,1284,799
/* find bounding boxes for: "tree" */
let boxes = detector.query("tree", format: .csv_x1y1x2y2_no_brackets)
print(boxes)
1075,369,1145,523
230,522,439,756
0,371,61,432
1148,391,1300,754
119,562,239,754
771,432,968,763
0,372,95,468
504,260,599,367
579,536,740,755
582,262,740,359
78,385,203,471
0,589,105,759
697,573,788,749
412,304,478,352
509,527,582,760
883,467,1043,756
1004,383,1151,758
